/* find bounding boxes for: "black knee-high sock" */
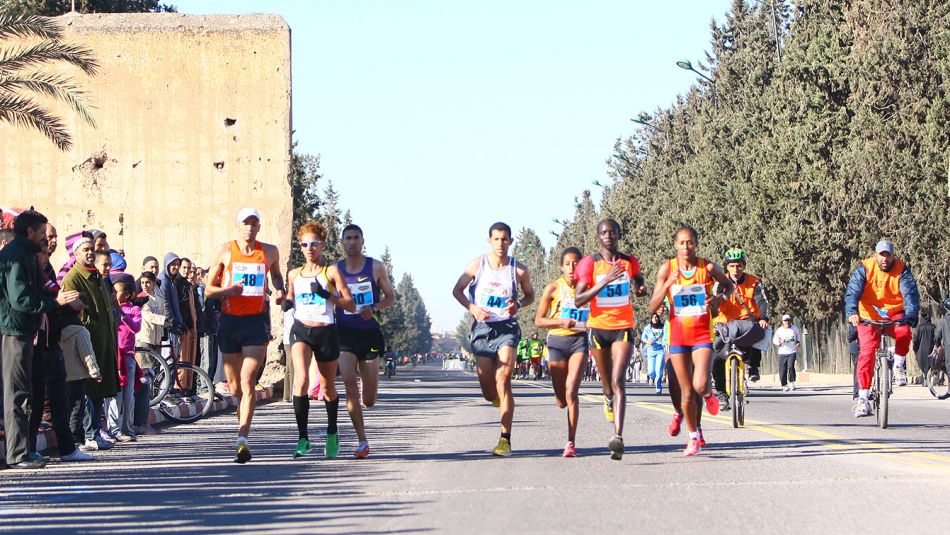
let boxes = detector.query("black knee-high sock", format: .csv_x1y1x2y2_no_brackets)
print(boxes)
293,396,309,440
325,398,339,434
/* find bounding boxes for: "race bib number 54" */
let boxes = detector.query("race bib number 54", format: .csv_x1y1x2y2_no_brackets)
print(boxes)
232,262,266,297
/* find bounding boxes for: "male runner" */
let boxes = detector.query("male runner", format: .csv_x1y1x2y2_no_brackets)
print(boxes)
528,333,544,380
336,224,396,459
205,207,285,463
573,219,647,460
452,222,534,456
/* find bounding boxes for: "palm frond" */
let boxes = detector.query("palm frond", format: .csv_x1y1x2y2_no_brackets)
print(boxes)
0,72,97,127
0,93,72,151
0,14,62,42
0,40,100,77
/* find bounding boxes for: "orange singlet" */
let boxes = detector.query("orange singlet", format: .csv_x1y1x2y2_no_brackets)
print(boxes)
222,240,268,316
667,257,714,348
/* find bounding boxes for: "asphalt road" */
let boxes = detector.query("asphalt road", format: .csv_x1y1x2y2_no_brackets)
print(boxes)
2,361,949,534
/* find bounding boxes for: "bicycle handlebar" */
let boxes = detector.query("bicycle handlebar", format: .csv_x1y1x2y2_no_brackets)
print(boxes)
859,319,901,327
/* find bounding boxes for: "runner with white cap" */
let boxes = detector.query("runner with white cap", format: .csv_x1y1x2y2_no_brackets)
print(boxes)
205,207,286,463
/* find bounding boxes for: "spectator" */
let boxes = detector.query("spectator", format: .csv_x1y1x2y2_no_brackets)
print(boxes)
0,210,79,469
106,281,141,441
62,239,119,451
176,257,198,389
0,228,14,249
157,253,184,344
640,312,666,394
913,312,936,383
133,271,164,436
136,256,160,294
935,299,950,375
772,314,802,391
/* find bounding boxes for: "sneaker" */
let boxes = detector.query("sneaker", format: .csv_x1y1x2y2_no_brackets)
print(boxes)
697,428,706,448
895,368,908,387
749,366,760,382
100,429,119,442
309,382,323,401
717,391,731,411
492,437,512,457
61,449,95,462
491,396,500,408
608,435,624,460
667,412,683,437
704,392,720,416
354,440,370,459
683,438,701,457
293,438,311,459
234,441,252,463
134,425,160,436
789,382,796,391
9,453,47,469
114,432,135,443
325,432,340,459
603,397,615,423
562,441,576,458
782,385,790,392
853,400,872,418
81,437,114,451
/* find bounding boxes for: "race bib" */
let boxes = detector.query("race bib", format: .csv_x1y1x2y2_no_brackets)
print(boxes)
475,284,512,320
296,290,327,314
232,262,266,297
595,273,630,308
559,296,590,323
345,281,375,315
671,284,707,317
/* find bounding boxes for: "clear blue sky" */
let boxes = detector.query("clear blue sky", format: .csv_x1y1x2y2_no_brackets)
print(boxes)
178,0,735,332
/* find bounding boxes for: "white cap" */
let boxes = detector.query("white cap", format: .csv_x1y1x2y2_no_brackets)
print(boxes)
782,314,792,321
236,207,261,224
875,240,894,255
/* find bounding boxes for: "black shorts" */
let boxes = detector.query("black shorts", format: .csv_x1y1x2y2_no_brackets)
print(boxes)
290,321,340,363
470,319,521,359
217,313,269,353
546,334,588,362
339,326,386,361
588,328,634,351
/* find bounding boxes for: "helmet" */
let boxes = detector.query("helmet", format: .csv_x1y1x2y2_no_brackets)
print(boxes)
724,248,747,264
943,297,950,313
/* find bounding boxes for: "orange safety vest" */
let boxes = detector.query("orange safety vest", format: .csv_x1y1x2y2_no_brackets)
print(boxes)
713,273,762,324
222,240,268,316
858,256,906,321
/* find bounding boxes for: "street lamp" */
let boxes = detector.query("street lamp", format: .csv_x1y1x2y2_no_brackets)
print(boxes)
749,0,782,63
630,111,664,133
676,59,717,110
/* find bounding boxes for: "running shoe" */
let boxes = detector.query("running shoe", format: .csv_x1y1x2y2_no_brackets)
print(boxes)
492,437,512,457
354,440,370,459
309,382,323,401
608,435,624,460
749,365,761,382
491,396,500,408
895,366,908,387
853,400,872,418
697,428,706,448
703,392,720,416
667,412,683,437
603,396,615,423
562,441,576,458
683,438,701,457
293,438,311,459
782,385,790,392
60,449,95,462
325,432,340,459
717,391,731,411
789,382,796,391
234,441,252,464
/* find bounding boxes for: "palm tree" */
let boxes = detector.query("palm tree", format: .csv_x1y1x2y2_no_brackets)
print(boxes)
0,14,99,151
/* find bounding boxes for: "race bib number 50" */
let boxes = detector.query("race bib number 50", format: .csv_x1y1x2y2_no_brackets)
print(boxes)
232,262,266,297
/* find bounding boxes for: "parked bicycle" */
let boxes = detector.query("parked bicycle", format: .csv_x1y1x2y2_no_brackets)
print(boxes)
135,337,214,424
926,347,949,400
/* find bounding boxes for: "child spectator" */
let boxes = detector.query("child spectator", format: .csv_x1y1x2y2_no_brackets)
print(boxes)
107,281,141,441
133,271,164,435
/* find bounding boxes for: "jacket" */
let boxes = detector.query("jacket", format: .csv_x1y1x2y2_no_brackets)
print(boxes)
60,324,101,382
936,314,950,352
61,262,119,399
844,257,920,325
0,235,58,337
136,292,166,347
156,252,184,326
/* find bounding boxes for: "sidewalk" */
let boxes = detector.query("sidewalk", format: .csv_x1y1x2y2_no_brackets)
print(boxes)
752,371,938,401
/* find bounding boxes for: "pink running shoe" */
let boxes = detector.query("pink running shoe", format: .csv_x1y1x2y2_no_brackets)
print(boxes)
683,438,701,457
562,441,576,458
703,393,720,416
309,382,324,401
667,412,683,437
697,428,706,448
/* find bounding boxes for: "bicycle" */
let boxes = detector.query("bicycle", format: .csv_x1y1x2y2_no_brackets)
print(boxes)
135,336,214,424
926,348,949,400
723,342,747,428
860,319,896,429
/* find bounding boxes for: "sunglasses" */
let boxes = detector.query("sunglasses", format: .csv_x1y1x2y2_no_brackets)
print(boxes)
299,240,323,248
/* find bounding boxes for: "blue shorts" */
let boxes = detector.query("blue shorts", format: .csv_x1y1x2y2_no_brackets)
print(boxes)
668,343,713,355
217,313,270,353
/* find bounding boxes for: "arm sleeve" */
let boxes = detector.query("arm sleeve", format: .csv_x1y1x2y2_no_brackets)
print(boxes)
753,282,770,319
629,257,644,287
7,260,57,315
573,257,594,286
900,264,920,321
844,265,867,317
129,306,142,334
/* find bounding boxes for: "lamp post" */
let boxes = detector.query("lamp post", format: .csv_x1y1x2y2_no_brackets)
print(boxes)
676,59,717,111
630,112,664,133
749,0,782,63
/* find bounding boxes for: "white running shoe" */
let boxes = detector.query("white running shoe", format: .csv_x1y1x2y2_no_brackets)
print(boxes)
895,367,908,387
782,385,790,392
61,449,95,462
789,382,796,391
853,400,872,418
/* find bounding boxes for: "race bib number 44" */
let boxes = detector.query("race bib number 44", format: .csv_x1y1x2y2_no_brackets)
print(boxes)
671,284,707,317
595,273,630,308
232,262,266,297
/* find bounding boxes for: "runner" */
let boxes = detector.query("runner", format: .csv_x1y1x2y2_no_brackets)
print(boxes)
451,222,534,457
527,333,544,380
648,225,732,456
336,224,396,459
573,219,647,460
515,338,530,379
284,221,355,458
534,246,589,457
205,207,286,464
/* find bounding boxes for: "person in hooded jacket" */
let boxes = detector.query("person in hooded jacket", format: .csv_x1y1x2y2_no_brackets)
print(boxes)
156,252,185,338
913,312,936,382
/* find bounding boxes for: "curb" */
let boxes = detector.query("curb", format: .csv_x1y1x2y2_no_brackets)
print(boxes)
25,387,275,454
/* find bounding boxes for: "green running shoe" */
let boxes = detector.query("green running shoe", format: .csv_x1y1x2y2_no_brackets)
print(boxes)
293,438,311,459
234,441,252,464
325,432,340,459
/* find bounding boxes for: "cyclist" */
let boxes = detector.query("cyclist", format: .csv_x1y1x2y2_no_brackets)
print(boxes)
649,226,732,456
573,219,647,460
844,240,919,417
534,246,589,457
528,333,544,380
711,248,770,409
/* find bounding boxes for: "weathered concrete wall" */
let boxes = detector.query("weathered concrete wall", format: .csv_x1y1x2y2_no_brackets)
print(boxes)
0,13,292,273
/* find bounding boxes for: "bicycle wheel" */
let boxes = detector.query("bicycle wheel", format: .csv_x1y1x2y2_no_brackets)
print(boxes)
159,363,215,424
135,348,171,407
927,368,950,400
879,361,891,429
729,356,740,428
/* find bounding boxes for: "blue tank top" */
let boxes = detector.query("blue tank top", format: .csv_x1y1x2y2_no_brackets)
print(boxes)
335,257,381,330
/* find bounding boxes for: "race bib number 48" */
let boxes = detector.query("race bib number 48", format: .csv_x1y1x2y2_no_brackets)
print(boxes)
232,262,266,297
